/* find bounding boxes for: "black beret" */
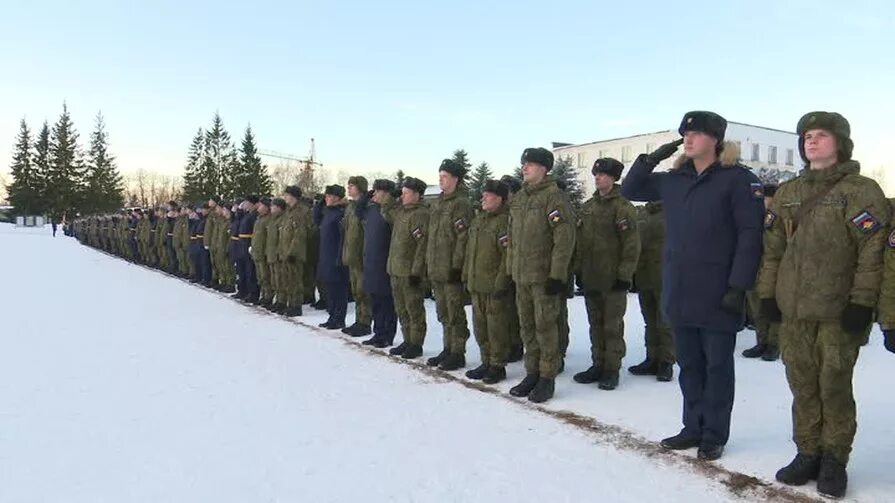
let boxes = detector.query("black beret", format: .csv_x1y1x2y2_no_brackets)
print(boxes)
678,111,727,142
592,157,625,180
402,177,428,195
325,184,346,198
482,179,509,200
284,185,302,199
520,147,554,171
439,159,468,179
347,176,369,192
372,179,396,192
499,175,522,194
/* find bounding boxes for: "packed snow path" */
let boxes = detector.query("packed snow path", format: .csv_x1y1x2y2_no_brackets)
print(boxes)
1,225,891,502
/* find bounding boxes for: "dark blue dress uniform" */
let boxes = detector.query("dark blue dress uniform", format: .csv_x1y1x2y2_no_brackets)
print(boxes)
622,150,764,450
228,213,241,292
362,197,397,344
236,209,258,301
190,214,213,285
165,216,179,274
318,203,350,327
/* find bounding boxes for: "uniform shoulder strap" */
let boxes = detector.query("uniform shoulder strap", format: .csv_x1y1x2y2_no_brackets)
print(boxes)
792,172,849,226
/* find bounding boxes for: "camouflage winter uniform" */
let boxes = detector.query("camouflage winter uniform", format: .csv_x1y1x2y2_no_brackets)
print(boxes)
634,201,674,364
386,200,429,347
342,197,371,327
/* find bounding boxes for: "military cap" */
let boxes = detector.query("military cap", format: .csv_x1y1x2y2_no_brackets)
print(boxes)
520,147,554,171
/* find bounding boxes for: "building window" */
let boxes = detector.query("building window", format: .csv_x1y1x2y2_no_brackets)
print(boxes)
751,143,760,162
768,146,778,165
786,149,794,166
622,146,632,162
645,143,654,154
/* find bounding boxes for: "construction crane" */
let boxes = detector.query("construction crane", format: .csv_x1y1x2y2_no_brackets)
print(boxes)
259,138,322,173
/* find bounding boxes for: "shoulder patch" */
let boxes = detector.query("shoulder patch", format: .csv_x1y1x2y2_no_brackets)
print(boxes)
498,233,510,248
453,217,468,232
851,210,881,234
547,208,564,224
411,226,424,240
616,218,631,232
888,229,895,249
750,182,764,199
764,210,777,230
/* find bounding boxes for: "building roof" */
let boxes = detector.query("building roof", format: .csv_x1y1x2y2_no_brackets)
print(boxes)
552,121,797,151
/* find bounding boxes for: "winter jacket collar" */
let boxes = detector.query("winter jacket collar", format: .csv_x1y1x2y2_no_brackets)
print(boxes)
800,160,860,182
594,184,622,201
522,175,557,195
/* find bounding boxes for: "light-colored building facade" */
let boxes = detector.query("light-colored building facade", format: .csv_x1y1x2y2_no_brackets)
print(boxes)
553,122,800,195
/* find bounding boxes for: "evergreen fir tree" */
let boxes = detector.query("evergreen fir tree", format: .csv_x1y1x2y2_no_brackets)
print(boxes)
32,121,51,201
83,112,124,214
181,128,205,202
232,125,273,197
203,112,235,201
6,118,45,215
552,154,584,209
450,149,472,185
467,161,493,205
46,103,86,220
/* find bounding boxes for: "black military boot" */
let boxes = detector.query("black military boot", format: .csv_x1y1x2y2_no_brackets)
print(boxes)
817,454,848,499
656,362,674,382
401,343,423,360
528,378,555,403
389,342,409,356
245,293,260,304
342,323,360,336
775,453,821,486
347,324,371,337
426,349,450,367
325,320,346,330
482,366,506,384
318,320,334,329
598,371,619,391
742,343,766,358
313,299,328,310
465,363,489,380
761,344,780,361
628,358,658,376
660,433,701,450
270,303,286,314
362,335,380,346
510,374,540,397
373,338,394,349
439,353,466,371
284,305,303,317
573,365,602,384
507,345,524,363
697,443,724,461
232,290,246,300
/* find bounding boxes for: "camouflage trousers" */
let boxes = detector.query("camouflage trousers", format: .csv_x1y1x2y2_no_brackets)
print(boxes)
281,259,305,308
178,246,192,276
780,319,861,464
432,281,470,355
470,291,511,367
213,250,235,287
516,282,562,379
349,266,372,326
559,295,570,358
268,260,281,304
747,290,779,346
585,291,628,372
638,289,675,364
254,258,271,301
392,276,427,346
506,283,522,352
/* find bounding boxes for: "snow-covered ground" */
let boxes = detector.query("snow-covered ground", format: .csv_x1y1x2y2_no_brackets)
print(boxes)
1,223,891,502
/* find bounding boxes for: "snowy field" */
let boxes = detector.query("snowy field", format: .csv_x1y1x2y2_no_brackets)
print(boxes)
1,223,892,502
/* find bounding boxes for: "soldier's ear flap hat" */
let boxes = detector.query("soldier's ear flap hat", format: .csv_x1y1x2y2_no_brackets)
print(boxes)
372,179,396,192
679,111,727,154
520,147,554,171
347,176,369,193
499,175,522,194
482,179,510,200
796,111,853,164
591,158,624,180
402,177,428,195
272,198,287,209
438,159,467,179
325,184,346,198
284,185,303,199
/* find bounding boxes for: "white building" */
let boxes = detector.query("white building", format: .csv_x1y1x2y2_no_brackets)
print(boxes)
552,122,800,196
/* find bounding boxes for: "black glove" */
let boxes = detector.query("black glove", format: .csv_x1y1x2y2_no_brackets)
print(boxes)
841,303,873,335
286,255,297,264
545,278,566,296
409,275,422,287
575,275,584,290
629,276,639,293
448,269,463,283
761,298,782,323
647,138,684,165
492,289,509,301
884,330,895,354
720,288,746,315
612,279,631,292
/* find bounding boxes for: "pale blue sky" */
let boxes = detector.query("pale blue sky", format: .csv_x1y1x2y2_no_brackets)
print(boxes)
2,0,893,184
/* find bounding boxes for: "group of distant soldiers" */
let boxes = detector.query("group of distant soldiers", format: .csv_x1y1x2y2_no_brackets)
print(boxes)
68,109,895,499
